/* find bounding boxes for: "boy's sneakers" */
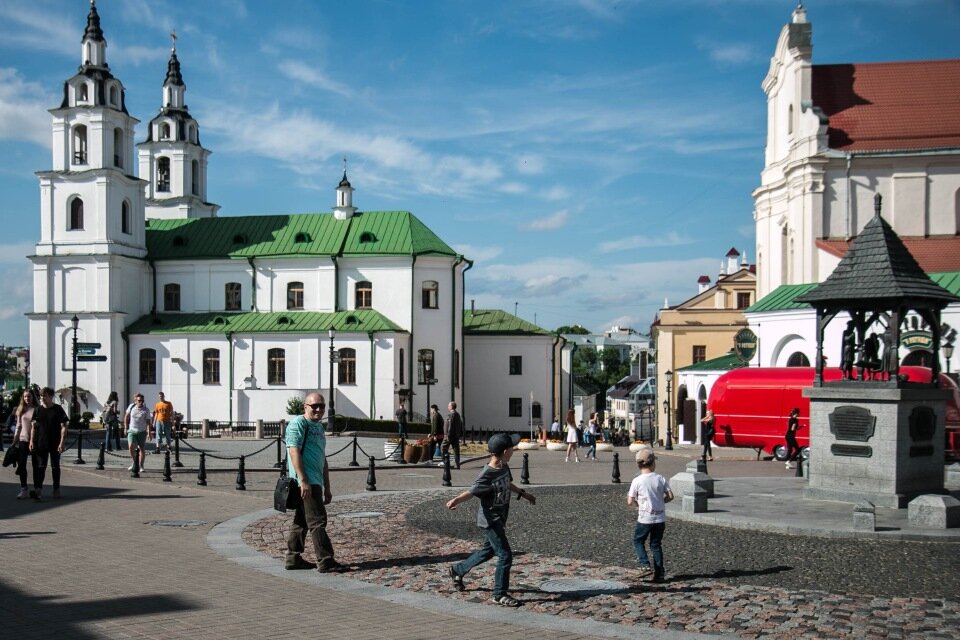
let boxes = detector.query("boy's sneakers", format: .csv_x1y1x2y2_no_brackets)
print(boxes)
492,594,521,607
16,488,28,499
448,566,465,592
636,566,653,579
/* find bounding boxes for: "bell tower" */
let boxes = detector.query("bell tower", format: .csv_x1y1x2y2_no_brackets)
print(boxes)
138,31,219,219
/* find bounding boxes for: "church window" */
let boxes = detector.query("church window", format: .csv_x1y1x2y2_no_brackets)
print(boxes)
121,201,131,234
72,125,87,165
191,160,200,196
139,349,157,384
287,282,304,310
422,281,438,309
359,232,376,243
355,281,372,309
737,292,752,309
417,349,434,385
109,85,119,107
160,123,171,140
509,398,523,417
188,124,197,143
203,348,220,384
267,348,286,385
532,402,542,420
164,283,181,311
69,198,84,230
786,352,810,367
294,232,310,243
157,157,171,192
78,83,88,103
225,282,241,311
692,345,706,364
338,348,356,385
113,128,123,168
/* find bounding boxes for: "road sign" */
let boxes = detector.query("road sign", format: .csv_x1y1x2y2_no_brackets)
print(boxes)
77,347,97,355
76,342,101,350
77,355,108,362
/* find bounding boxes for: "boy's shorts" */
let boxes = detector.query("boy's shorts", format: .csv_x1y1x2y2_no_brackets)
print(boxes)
128,430,147,447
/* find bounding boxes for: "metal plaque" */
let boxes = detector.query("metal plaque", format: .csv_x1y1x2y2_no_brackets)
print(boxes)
830,444,873,457
908,407,936,442
828,406,876,442
733,328,758,362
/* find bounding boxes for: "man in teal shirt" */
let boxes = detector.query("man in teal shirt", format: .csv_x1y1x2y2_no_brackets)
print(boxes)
285,391,349,573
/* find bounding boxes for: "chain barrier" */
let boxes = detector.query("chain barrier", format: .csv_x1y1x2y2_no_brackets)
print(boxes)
177,435,276,460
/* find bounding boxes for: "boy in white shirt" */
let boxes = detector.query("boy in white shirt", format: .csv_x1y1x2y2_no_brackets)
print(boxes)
627,448,674,583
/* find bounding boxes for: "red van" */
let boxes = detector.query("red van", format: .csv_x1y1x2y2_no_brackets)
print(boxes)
707,366,960,461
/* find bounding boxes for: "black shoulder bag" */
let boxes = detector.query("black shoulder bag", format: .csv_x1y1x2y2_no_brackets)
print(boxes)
273,424,308,512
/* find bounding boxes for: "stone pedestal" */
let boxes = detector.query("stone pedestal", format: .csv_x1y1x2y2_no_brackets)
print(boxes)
803,384,948,508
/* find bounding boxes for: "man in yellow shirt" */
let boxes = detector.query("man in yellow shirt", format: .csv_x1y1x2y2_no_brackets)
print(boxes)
152,391,174,453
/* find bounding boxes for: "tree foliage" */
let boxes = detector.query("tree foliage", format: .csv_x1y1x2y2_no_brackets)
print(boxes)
557,324,590,335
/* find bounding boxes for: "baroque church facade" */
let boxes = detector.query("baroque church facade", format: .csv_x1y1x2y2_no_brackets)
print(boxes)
28,3,487,424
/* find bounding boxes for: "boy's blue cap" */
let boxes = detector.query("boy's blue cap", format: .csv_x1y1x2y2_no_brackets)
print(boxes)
487,433,513,455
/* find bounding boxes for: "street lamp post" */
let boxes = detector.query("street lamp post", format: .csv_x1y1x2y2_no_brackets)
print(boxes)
424,361,433,419
944,343,955,375
328,329,338,433
70,315,85,464
646,397,654,443
663,370,673,450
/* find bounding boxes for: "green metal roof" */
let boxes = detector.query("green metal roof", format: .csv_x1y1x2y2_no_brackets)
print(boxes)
748,272,960,314
145,211,457,260
463,309,550,335
125,310,404,336
677,351,747,372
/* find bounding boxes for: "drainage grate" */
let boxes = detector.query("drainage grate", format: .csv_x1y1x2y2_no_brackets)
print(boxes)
336,511,384,519
539,578,628,595
146,520,208,528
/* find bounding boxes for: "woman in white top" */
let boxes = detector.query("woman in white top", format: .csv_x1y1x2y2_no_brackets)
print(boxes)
585,413,600,460
12,388,37,499
564,409,580,462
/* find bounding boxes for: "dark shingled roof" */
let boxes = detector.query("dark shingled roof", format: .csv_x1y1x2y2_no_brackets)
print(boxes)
796,196,960,309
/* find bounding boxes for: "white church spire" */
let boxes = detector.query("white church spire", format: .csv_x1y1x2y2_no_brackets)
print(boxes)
333,158,357,220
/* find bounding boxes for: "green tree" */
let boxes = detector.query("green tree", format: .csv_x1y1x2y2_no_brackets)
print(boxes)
600,349,630,386
557,324,590,335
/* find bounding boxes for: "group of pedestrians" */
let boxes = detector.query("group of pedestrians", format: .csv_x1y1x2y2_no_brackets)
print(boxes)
12,386,68,501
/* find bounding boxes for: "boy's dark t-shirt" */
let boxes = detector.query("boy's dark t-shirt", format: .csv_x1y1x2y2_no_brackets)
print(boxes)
469,463,512,528
33,404,68,450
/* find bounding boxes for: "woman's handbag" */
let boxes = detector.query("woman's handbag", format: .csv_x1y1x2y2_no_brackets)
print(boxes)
3,445,19,468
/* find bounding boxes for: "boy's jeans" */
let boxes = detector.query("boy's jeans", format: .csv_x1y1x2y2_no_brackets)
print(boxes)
453,522,512,598
633,521,665,576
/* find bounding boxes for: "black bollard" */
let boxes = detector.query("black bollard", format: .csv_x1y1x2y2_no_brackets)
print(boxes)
398,435,407,464
349,435,360,467
701,453,709,475
131,446,141,478
273,435,283,469
795,455,804,478
611,452,622,484
197,451,207,486
163,450,173,482
366,456,377,491
173,433,184,468
96,441,105,470
442,452,452,487
236,455,247,490
520,452,530,485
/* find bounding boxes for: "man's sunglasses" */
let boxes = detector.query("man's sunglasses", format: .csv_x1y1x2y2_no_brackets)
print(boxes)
307,403,326,411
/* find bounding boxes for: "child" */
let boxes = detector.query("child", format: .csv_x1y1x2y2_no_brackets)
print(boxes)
627,448,673,583
446,433,536,607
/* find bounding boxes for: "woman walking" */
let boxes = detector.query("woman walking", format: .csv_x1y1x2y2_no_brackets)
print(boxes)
585,413,599,460
12,388,37,499
700,410,716,461
564,409,580,463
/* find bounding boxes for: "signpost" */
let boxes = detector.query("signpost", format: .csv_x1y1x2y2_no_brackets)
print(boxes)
734,328,758,363
77,355,108,362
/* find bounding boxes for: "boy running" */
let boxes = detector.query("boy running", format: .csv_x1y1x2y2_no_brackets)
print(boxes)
627,448,674,583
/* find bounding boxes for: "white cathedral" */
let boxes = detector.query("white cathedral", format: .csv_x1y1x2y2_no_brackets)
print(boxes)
29,2,557,427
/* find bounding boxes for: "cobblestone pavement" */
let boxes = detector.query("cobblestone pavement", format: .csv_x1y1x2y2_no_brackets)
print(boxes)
245,487,960,639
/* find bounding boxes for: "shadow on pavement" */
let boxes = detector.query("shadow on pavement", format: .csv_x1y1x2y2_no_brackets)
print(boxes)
0,480,199,520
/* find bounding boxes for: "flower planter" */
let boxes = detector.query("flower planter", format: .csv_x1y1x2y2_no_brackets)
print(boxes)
418,443,434,462
403,444,424,464
517,441,539,450
384,441,402,462
629,442,651,453
545,441,566,451
595,442,614,452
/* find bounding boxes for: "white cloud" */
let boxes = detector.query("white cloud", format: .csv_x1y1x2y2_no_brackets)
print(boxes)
519,209,570,231
0,3,76,57
697,39,756,65
540,185,571,202
452,244,503,263
598,231,694,253
0,245,34,322
0,68,53,147
499,182,528,194
277,60,353,98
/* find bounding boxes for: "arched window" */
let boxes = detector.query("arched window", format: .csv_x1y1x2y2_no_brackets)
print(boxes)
139,348,156,384
113,128,123,168
338,348,356,384
121,200,131,234
417,349,434,385
225,282,241,311
355,281,372,309
163,283,181,311
786,352,810,367
109,85,119,107
267,348,286,385
69,198,84,230
157,157,171,192
203,348,220,384
189,124,197,143
191,160,200,196
73,125,87,164
287,282,304,310
422,281,438,309
78,83,88,103
532,401,542,420
160,123,171,140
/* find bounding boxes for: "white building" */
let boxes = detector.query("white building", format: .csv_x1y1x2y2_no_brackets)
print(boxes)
28,3,552,426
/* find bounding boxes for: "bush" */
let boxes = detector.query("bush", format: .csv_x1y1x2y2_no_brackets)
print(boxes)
286,396,304,416
332,415,430,435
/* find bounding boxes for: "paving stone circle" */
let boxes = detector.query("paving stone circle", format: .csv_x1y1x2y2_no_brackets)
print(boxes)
539,578,629,594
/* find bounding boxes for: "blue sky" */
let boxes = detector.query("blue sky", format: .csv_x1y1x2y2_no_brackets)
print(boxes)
0,0,957,345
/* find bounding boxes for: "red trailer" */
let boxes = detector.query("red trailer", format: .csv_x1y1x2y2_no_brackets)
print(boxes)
707,366,960,460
